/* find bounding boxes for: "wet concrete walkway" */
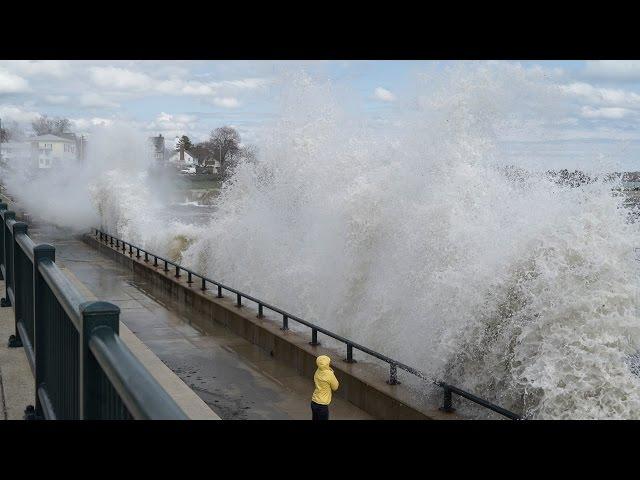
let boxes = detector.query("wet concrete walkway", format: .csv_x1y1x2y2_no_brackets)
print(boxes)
28,224,371,420
0,280,34,420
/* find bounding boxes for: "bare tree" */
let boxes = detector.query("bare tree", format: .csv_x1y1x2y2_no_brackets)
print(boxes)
31,115,72,136
206,126,241,177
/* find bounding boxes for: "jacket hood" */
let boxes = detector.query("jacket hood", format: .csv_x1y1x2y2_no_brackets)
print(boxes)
316,355,331,370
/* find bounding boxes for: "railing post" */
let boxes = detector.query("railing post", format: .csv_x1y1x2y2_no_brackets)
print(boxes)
236,293,242,307
281,314,289,331
201,278,206,291
309,328,320,346
8,222,28,348
257,303,263,318
175,265,181,278
387,364,400,385
1,211,15,308
79,301,120,420
217,285,222,298
32,244,55,419
345,343,355,363
439,384,456,413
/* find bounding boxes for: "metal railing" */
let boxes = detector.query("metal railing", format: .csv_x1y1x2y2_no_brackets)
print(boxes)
0,204,187,420
93,227,522,420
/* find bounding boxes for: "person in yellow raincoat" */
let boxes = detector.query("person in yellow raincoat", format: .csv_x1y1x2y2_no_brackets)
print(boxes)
311,355,339,420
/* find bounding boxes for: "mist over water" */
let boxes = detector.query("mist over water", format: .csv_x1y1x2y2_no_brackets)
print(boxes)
4,126,153,230
6,64,640,418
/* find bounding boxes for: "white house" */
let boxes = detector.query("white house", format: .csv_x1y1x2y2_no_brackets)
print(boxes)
168,148,196,167
30,134,77,169
169,136,222,174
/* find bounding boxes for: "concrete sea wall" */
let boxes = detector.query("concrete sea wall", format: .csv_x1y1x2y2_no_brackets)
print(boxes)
84,233,460,420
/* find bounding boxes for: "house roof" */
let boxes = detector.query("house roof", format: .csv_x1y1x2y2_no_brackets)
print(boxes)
168,150,195,161
32,134,75,143
186,148,210,160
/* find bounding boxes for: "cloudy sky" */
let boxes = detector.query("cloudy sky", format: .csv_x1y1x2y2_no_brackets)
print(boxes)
3,60,640,170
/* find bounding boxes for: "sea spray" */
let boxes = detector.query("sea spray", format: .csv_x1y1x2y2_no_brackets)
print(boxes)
176,67,640,418
6,64,640,418
3,125,152,231
3,125,204,263
88,168,203,262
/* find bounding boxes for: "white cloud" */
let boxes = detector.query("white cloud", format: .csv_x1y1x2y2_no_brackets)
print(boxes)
583,61,640,81
374,87,395,102
1,61,71,78
147,112,198,136
0,104,40,123
89,66,267,101
214,78,269,90
43,95,69,105
89,66,153,90
71,117,114,130
580,106,636,119
561,82,640,108
0,70,29,94
155,77,266,98
79,92,120,109
156,79,216,96
211,97,240,108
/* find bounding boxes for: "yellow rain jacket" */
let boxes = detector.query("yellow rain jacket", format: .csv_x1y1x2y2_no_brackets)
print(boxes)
311,355,339,405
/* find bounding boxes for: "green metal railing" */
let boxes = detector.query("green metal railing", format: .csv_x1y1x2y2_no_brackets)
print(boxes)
0,204,187,420
94,228,522,420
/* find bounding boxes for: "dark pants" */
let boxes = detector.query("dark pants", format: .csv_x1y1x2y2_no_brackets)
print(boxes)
311,401,329,421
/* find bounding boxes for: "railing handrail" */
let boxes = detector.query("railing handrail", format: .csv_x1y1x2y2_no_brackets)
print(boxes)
0,201,188,420
94,227,522,420
14,228,36,263
89,326,187,420
37,257,86,329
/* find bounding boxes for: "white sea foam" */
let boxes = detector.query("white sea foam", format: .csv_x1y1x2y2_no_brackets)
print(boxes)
177,67,640,418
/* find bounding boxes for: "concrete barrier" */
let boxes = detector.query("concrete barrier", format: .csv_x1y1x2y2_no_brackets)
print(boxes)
84,233,460,420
